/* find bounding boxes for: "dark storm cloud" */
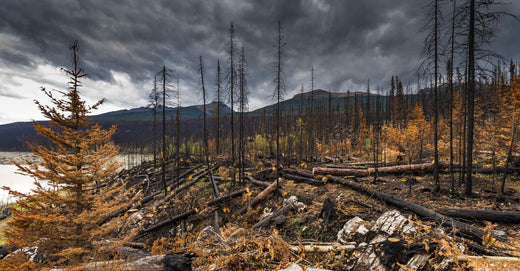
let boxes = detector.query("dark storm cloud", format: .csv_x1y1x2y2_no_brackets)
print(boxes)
0,0,518,109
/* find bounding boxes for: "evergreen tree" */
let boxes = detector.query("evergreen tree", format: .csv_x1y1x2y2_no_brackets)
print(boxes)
3,41,121,266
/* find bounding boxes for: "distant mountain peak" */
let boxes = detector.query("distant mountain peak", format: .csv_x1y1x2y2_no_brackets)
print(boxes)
293,89,365,99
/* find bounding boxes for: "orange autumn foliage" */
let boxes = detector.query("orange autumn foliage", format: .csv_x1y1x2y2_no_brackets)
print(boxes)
1,41,123,267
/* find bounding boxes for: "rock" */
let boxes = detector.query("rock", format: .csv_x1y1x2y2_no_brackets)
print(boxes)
0,245,17,259
493,230,507,239
21,247,46,263
337,216,369,244
162,253,195,271
283,196,306,212
274,214,286,225
434,257,455,271
124,255,164,271
278,264,303,271
353,246,386,271
399,254,430,271
371,210,416,236
0,206,12,220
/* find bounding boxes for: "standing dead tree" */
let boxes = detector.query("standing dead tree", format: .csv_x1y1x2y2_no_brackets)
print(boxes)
273,21,286,193
227,22,237,164
238,47,249,183
159,66,175,197
199,56,221,231
419,0,443,192
215,59,222,155
454,0,518,196
148,73,160,168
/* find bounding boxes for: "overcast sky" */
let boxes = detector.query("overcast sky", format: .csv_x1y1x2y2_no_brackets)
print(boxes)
0,0,519,124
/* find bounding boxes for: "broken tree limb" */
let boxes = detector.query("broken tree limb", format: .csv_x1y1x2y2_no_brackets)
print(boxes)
441,208,520,224
206,189,247,206
137,209,196,238
237,178,284,215
252,203,294,230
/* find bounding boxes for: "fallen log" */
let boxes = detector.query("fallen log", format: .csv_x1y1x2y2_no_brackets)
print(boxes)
281,173,324,186
206,189,247,206
442,208,520,224
313,162,451,177
323,175,496,244
237,178,284,215
313,167,368,177
137,209,197,238
289,243,356,253
246,175,271,187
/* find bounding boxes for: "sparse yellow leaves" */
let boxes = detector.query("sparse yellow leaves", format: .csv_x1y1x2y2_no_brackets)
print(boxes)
222,207,230,213
322,176,328,184
245,187,252,197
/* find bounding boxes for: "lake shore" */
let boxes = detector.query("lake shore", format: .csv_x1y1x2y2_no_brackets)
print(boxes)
0,152,40,165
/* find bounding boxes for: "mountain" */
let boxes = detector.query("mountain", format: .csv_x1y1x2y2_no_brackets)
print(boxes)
0,89,421,151
249,89,391,116
93,101,231,121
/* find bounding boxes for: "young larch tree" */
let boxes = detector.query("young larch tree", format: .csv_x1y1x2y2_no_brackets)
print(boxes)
3,41,121,265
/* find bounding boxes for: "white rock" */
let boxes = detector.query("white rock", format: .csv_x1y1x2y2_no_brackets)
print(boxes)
278,263,303,271
337,216,367,244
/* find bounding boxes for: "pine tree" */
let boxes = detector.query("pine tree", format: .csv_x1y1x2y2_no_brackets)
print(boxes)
3,41,121,265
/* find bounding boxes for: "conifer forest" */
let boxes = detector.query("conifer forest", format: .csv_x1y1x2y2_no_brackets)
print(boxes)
1,0,520,270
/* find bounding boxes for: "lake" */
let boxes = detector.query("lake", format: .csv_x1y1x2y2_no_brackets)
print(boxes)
0,164,38,203
0,152,150,202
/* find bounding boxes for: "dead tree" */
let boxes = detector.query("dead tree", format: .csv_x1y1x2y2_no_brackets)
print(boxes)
148,74,160,168
455,0,518,196
227,22,237,164
273,21,286,193
199,56,221,231
419,0,443,192
238,47,249,183
215,59,222,155
159,66,175,197
448,0,457,195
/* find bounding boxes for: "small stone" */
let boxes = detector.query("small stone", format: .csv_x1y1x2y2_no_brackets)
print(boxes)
162,253,195,271
278,263,303,271
274,214,286,225
0,206,12,220
493,230,507,238
337,216,367,244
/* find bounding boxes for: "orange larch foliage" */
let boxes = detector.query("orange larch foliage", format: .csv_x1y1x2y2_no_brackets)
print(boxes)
1,41,122,267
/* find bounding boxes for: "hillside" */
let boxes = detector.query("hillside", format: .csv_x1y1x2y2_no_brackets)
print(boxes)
93,101,232,121
0,89,421,151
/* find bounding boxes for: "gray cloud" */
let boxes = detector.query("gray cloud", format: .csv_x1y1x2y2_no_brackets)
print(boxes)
0,0,519,114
